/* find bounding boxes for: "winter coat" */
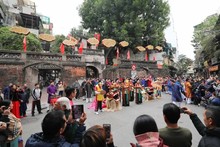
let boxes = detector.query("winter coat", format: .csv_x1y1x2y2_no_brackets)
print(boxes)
172,82,184,102
25,132,79,147
190,113,220,147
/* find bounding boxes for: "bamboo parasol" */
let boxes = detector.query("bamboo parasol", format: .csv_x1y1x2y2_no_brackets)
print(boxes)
136,46,146,52
155,46,163,51
146,45,154,50
10,26,30,35
102,39,116,48
38,34,55,42
119,41,129,47
62,39,77,46
87,37,99,45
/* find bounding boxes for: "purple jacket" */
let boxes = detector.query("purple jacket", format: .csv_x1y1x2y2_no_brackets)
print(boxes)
47,85,57,96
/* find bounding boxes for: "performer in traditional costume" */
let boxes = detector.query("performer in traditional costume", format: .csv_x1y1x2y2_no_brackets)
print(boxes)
135,80,143,104
105,89,121,112
129,79,134,101
94,82,105,115
122,80,130,106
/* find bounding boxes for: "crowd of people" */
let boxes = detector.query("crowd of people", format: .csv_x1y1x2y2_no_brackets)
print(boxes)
0,75,219,146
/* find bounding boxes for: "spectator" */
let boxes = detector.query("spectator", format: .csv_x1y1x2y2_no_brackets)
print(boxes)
183,105,220,147
57,81,65,97
3,83,12,100
159,103,192,147
0,100,22,147
211,77,220,106
54,97,86,145
25,110,77,147
81,125,114,147
0,88,3,101
17,86,27,118
73,79,81,99
10,84,21,118
81,80,87,101
31,83,43,117
47,81,57,112
131,114,167,147
85,79,93,103
65,86,77,107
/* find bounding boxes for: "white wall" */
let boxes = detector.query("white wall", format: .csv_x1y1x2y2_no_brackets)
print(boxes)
3,0,17,7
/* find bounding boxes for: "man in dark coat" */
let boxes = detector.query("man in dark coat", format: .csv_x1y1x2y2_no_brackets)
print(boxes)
183,105,220,147
25,110,78,147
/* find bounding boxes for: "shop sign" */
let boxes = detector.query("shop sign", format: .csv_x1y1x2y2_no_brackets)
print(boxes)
209,65,218,72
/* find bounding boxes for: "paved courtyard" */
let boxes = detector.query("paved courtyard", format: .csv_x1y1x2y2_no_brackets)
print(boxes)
22,91,204,147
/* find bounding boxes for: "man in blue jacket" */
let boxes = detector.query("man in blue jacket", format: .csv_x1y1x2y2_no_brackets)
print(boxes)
171,79,184,107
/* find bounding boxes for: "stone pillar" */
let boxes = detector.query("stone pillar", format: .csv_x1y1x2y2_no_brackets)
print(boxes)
62,55,66,61
21,52,26,60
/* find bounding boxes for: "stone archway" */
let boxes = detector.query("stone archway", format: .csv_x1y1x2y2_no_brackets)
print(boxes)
86,66,99,78
23,62,64,88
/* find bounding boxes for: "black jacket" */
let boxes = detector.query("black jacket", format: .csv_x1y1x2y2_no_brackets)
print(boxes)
190,113,220,147
25,132,78,147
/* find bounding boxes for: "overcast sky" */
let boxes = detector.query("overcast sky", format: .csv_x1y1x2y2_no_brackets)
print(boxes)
33,0,220,59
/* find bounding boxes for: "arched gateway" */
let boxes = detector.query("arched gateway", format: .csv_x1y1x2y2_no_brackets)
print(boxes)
23,62,64,87
86,66,99,78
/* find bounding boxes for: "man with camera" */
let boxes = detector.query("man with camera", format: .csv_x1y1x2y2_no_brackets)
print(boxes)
159,103,192,147
182,105,220,147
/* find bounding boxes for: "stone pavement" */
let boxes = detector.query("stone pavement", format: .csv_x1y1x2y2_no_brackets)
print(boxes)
22,89,204,147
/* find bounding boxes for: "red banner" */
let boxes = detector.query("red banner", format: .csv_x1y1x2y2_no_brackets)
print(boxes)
78,43,83,54
23,36,27,52
60,43,65,54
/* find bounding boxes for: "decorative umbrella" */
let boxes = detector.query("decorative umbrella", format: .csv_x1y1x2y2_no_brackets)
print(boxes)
146,45,154,50
62,39,77,46
102,39,116,48
136,46,146,52
10,26,30,35
69,36,78,42
119,41,129,47
155,46,163,51
87,37,99,45
39,34,55,42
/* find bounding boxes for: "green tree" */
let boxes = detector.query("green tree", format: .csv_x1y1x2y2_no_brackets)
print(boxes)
50,35,66,53
79,0,170,49
192,14,219,63
0,26,42,51
176,54,193,76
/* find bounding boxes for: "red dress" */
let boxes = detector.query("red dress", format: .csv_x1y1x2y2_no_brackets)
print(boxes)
10,90,21,118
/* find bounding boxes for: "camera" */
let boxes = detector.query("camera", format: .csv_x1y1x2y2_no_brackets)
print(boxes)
180,108,187,114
